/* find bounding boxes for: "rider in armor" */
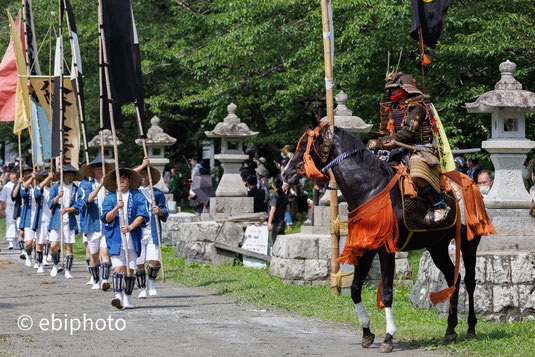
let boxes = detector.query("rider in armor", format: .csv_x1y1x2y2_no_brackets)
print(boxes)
367,73,450,224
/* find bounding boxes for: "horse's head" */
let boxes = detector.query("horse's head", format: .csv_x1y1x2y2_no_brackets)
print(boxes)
282,120,332,186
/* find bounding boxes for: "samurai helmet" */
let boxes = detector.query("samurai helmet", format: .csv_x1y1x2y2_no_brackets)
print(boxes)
384,72,423,96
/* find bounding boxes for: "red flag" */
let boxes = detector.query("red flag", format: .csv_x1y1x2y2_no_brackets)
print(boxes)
0,11,24,122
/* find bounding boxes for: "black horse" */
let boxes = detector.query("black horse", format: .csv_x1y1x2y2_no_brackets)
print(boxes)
282,123,481,353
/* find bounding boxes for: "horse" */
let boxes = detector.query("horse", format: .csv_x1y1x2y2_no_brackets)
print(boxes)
282,121,484,353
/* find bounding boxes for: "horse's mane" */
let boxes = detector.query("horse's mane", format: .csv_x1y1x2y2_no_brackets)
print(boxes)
335,127,394,176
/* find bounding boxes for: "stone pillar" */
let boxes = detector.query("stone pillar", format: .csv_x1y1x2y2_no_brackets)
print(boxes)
465,60,535,251
205,103,259,217
135,116,177,194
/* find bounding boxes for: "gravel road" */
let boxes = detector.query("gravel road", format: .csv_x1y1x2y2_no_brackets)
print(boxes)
0,241,437,356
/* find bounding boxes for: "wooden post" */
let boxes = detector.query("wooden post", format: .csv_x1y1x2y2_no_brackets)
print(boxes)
134,105,166,282
62,0,89,166
320,0,339,296
98,0,131,277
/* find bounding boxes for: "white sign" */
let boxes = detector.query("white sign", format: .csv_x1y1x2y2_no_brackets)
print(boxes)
242,225,269,268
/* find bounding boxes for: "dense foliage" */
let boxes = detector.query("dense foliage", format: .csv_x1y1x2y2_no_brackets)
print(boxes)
0,0,534,170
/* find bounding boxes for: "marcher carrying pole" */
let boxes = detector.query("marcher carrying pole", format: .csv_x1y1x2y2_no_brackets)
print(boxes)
320,0,340,296
62,0,89,166
98,0,131,277
134,106,166,282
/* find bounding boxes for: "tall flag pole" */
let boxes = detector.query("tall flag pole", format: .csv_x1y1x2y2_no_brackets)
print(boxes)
320,0,339,296
129,5,166,282
51,0,66,269
63,0,89,166
98,37,106,175
7,9,30,175
98,0,132,277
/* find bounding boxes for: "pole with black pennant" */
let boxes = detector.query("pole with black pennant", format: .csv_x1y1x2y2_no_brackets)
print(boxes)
98,0,131,277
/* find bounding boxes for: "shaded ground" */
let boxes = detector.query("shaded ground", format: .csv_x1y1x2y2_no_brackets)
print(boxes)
0,241,436,357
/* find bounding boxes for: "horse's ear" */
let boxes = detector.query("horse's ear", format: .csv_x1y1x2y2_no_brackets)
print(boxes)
309,114,320,128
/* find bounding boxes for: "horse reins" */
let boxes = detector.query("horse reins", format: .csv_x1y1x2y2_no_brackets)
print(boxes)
295,122,333,183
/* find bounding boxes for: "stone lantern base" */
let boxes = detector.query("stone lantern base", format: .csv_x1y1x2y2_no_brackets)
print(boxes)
209,197,254,218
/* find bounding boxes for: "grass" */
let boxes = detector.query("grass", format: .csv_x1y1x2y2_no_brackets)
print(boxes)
63,228,533,356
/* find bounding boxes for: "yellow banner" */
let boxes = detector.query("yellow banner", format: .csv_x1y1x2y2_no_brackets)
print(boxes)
8,11,30,135
429,103,455,173
30,76,80,169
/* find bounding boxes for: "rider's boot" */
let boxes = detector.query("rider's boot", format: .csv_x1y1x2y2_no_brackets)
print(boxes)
422,185,450,225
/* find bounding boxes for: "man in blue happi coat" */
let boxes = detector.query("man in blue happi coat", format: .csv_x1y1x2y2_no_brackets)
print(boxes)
133,158,169,298
101,168,148,310
78,157,115,291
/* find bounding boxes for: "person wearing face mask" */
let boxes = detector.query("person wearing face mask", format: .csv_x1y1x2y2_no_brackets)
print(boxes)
477,170,494,197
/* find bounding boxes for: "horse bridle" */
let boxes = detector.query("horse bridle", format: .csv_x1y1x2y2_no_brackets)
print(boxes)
294,122,333,182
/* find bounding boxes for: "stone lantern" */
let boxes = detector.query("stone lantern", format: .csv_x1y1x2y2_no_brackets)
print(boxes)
135,116,177,193
465,60,535,251
205,103,259,216
88,129,122,162
321,91,373,136
319,91,373,207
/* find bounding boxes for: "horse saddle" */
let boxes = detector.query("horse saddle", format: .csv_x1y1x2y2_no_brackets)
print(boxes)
400,175,457,232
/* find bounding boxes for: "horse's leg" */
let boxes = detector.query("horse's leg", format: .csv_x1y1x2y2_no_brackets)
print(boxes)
350,250,376,348
378,248,396,353
461,234,481,339
427,239,461,343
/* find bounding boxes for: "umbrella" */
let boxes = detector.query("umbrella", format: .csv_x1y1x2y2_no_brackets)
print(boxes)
191,174,217,206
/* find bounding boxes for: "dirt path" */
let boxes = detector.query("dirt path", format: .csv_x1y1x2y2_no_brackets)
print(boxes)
0,241,436,356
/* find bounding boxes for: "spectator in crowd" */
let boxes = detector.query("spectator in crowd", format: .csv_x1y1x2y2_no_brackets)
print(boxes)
477,170,494,197
188,156,204,215
267,177,287,248
280,145,294,159
255,166,269,206
454,156,467,174
163,167,172,189
466,158,481,181
169,167,181,203
246,175,266,213
294,177,309,224
240,148,257,182
257,157,269,178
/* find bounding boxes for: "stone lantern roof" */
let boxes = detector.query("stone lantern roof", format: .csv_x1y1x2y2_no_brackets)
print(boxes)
135,116,177,146
466,60,535,113
88,129,122,147
205,103,259,138
321,91,372,134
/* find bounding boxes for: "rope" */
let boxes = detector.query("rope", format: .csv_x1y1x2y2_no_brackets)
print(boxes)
320,149,359,174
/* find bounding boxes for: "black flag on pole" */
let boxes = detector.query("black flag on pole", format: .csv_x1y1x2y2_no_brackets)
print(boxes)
410,0,452,49
101,0,146,137
64,0,88,138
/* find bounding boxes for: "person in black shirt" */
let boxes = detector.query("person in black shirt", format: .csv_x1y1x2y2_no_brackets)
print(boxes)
246,175,266,213
267,177,287,248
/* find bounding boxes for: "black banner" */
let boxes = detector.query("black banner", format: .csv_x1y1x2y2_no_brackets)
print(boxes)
410,0,452,49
